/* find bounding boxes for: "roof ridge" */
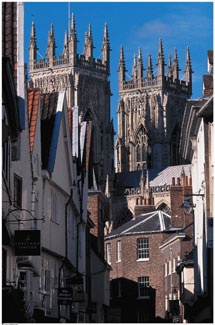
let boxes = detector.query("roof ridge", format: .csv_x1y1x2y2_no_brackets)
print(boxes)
121,211,157,234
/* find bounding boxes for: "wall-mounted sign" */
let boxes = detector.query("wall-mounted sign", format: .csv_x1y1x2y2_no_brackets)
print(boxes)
58,288,73,305
15,230,40,256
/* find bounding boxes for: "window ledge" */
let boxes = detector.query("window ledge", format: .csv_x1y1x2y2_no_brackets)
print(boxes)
137,296,150,300
136,258,149,262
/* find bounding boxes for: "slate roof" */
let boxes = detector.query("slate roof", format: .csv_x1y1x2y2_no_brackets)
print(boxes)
27,88,40,154
105,210,173,239
40,92,59,169
115,165,191,189
150,165,191,187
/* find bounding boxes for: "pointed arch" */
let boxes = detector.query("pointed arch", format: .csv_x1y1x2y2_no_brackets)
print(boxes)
133,124,152,169
155,200,171,215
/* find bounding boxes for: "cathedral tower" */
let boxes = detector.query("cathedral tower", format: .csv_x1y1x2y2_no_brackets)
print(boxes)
28,16,114,190
115,40,193,172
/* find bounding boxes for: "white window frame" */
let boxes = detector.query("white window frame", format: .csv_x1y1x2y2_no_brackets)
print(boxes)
137,238,149,261
117,240,121,262
165,262,167,277
107,243,111,265
138,276,150,299
169,260,172,275
173,258,176,273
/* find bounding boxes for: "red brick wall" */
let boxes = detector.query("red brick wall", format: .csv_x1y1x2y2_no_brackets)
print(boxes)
170,177,193,228
105,232,167,319
88,195,99,237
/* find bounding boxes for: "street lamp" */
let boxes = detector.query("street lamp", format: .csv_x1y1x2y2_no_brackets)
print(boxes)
180,193,204,215
180,195,195,215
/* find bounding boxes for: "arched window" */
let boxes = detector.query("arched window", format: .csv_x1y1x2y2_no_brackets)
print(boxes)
135,126,151,169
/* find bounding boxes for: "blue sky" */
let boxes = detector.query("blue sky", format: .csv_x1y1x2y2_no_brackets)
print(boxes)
24,2,213,133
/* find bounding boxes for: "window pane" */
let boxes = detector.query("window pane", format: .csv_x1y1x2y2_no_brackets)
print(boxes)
117,241,121,262
107,243,111,264
137,238,149,259
138,276,150,297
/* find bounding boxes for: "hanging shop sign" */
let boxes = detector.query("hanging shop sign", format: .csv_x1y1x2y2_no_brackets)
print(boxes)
66,276,84,302
58,288,73,305
15,230,40,256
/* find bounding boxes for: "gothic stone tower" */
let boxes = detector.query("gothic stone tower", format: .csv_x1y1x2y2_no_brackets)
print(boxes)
28,16,114,190
115,40,193,172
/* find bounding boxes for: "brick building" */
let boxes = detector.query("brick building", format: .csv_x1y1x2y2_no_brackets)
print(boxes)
105,210,179,322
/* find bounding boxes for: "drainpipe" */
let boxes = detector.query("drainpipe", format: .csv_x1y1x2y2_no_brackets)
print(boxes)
65,188,74,260
76,178,83,272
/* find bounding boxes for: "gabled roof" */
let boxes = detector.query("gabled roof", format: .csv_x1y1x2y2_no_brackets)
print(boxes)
105,210,173,239
28,88,40,154
40,92,59,170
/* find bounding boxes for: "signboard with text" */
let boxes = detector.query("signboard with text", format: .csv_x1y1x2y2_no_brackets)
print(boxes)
15,230,40,256
58,288,73,305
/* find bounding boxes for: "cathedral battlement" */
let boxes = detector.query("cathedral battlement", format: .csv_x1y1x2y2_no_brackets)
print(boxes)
28,13,110,75
118,39,192,96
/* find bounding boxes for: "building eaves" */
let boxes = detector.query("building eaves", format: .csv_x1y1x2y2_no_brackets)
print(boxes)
27,88,40,154
203,75,213,97
197,95,213,122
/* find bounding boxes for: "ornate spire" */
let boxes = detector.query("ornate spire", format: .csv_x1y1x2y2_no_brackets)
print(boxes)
102,22,111,72
71,12,76,35
119,45,126,69
46,23,57,65
28,21,38,71
69,13,78,63
137,47,144,83
173,47,180,81
147,53,154,81
185,46,193,89
132,54,137,79
167,55,172,78
146,169,150,191
83,24,94,59
139,167,145,196
63,30,68,58
156,38,165,84
118,45,126,91
157,38,165,65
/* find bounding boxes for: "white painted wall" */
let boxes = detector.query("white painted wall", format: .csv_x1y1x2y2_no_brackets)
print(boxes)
192,118,207,295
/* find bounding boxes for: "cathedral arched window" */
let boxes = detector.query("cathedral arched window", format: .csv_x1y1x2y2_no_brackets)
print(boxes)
135,126,151,169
